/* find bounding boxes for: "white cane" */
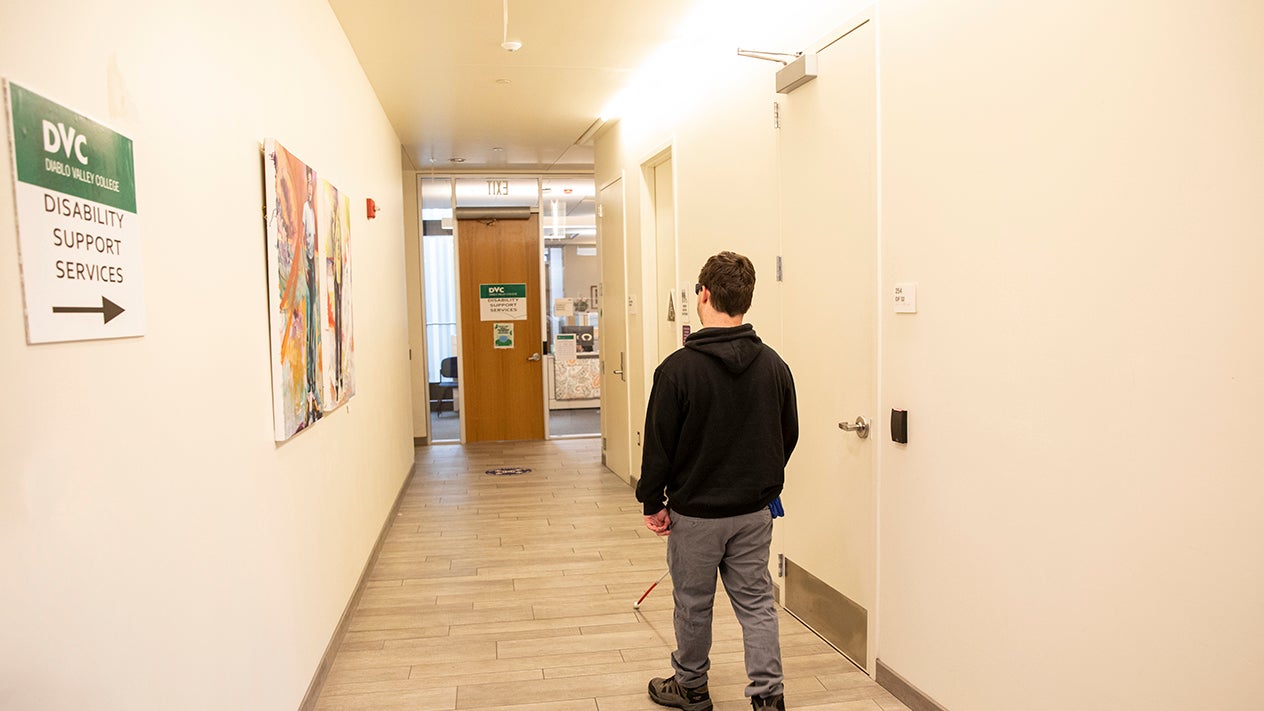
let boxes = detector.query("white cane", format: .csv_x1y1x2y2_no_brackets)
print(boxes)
633,569,670,609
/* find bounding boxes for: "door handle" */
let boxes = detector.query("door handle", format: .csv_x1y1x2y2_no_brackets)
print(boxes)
612,352,625,380
838,416,870,439
527,352,541,362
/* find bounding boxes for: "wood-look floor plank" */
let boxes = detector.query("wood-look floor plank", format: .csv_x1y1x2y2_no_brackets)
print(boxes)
313,686,456,711
312,439,907,711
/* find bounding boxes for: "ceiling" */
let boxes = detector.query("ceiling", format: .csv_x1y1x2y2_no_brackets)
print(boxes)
327,0,699,173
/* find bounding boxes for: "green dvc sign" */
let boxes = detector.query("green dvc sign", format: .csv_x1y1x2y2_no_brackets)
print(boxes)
480,284,527,299
8,82,136,213
479,283,528,321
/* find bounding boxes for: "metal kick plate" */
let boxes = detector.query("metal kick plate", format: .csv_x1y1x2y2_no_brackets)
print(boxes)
784,558,868,668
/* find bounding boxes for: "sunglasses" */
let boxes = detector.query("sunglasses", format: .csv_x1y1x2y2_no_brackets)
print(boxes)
694,283,704,294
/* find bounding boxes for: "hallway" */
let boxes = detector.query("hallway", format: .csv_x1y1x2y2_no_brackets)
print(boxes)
313,439,909,710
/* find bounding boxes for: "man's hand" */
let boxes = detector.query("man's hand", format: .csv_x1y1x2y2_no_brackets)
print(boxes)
643,509,671,536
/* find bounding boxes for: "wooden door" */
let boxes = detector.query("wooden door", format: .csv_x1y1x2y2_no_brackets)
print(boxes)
778,16,879,673
457,214,545,442
598,179,631,480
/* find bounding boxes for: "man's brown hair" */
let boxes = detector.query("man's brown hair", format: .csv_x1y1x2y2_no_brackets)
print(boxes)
697,251,756,316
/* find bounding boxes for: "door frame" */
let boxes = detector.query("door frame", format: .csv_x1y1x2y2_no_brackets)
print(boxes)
445,176,551,442
640,145,680,369
776,10,881,674
598,173,633,480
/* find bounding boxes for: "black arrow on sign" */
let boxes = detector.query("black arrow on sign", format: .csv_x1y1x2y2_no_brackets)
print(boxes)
52,296,126,324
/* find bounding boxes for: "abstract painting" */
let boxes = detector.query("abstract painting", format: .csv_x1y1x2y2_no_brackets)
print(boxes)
264,139,355,441
319,178,354,409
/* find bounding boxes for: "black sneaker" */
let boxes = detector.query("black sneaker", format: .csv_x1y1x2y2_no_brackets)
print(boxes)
647,676,713,711
751,693,786,710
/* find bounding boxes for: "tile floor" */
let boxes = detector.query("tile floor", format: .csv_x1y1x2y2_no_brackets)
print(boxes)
548,408,601,437
313,438,909,711
428,408,601,442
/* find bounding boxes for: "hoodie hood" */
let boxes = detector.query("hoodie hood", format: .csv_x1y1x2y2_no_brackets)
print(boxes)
684,323,764,374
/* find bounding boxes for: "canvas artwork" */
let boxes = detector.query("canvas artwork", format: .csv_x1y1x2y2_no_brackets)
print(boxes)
263,139,355,441
319,179,354,409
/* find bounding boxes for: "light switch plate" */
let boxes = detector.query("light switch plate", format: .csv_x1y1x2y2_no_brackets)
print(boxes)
894,282,917,314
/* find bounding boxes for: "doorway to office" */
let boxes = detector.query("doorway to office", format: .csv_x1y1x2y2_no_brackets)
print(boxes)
420,177,461,442
542,177,602,439
418,175,601,443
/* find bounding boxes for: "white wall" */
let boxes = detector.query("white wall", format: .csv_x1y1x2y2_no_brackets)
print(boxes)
0,2,414,709
598,1,1264,709
561,244,600,307
594,0,872,607
878,1,1264,709
593,0,840,468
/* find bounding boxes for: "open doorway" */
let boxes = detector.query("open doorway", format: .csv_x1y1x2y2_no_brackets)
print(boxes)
420,177,460,442
543,177,600,438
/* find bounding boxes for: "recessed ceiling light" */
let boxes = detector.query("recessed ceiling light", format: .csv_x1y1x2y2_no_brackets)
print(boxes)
449,157,466,163
492,147,504,152
495,78,511,85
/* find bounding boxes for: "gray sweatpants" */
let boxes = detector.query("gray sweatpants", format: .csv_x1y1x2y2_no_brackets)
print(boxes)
667,508,783,698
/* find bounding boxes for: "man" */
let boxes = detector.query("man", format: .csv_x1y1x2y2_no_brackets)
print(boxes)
637,251,799,711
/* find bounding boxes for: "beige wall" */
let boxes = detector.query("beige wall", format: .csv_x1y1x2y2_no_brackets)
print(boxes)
597,1,1264,709
562,244,601,309
878,1,1264,709
594,45,796,471
0,1,414,709
594,0,869,602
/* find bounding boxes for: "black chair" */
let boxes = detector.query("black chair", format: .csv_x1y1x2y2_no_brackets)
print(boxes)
428,382,453,414
439,356,458,384
437,357,458,416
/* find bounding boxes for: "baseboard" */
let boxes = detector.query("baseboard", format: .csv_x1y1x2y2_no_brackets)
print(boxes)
297,461,417,711
875,659,950,711
413,436,428,446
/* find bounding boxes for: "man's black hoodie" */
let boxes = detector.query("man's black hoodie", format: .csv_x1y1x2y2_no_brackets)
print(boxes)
636,323,798,518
